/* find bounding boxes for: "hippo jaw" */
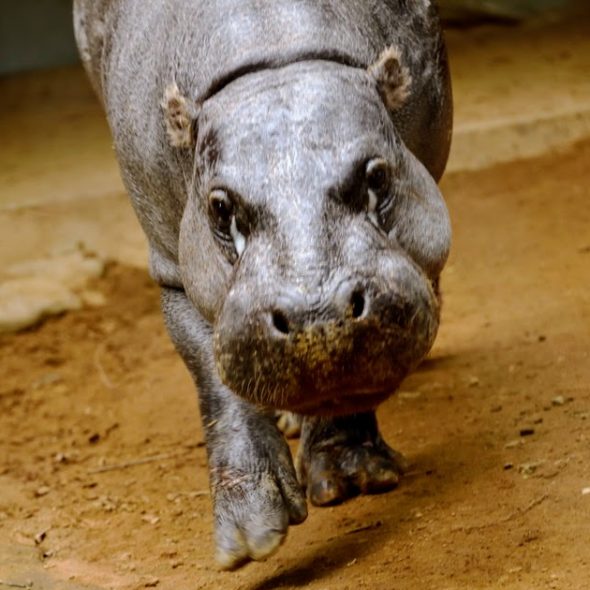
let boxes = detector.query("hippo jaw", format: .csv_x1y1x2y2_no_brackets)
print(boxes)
178,61,450,415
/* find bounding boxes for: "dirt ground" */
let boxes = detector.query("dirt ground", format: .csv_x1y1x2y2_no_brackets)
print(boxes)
1,138,589,589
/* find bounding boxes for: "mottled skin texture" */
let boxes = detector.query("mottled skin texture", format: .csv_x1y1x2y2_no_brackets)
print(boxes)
74,0,452,569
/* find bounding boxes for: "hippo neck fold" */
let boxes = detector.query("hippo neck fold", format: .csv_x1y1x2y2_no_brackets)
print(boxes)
200,50,366,105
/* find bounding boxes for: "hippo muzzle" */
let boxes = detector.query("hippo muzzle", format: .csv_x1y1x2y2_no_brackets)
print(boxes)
214,254,440,415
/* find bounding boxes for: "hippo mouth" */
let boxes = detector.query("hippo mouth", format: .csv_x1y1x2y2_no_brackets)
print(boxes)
287,389,392,416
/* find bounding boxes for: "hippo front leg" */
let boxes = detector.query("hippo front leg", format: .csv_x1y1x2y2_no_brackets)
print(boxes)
296,412,408,507
161,288,307,569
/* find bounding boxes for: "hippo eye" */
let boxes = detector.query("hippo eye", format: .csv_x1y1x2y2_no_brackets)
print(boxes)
208,189,234,230
365,158,390,195
208,189,248,260
365,158,391,227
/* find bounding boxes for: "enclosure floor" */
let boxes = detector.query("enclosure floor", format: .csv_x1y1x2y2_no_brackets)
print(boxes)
1,139,589,589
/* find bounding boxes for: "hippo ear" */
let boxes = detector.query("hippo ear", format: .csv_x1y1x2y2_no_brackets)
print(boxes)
161,83,200,149
368,46,412,111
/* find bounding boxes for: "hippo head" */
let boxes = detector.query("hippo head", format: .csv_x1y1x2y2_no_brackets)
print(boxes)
173,50,451,415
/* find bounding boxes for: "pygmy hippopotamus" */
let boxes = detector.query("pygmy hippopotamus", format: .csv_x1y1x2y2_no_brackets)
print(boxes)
74,0,452,569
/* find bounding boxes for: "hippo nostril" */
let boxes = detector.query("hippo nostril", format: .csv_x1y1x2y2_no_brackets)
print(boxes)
350,289,366,319
271,310,290,335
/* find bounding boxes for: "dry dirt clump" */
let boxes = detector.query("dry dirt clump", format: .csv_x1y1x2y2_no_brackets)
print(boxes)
1,142,590,589
0,248,106,333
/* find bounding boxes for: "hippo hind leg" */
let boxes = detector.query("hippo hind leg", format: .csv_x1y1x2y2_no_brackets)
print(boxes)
276,411,303,439
296,411,408,506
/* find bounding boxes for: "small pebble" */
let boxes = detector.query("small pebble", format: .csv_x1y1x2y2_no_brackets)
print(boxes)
503,463,514,470
582,487,590,496
81,289,107,307
551,396,566,406
32,372,62,389
518,461,545,477
35,486,51,497
398,391,422,400
141,514,160,525
519,428,535,437
468,376,480,387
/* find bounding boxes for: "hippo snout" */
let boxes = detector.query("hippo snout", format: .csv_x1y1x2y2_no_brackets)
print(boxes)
268,279,369,338
213,269,439,415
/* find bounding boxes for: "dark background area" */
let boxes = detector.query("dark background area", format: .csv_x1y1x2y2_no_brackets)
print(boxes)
0,0,79,75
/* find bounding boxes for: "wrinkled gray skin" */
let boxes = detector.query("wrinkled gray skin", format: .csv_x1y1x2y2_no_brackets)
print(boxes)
74,0,452,569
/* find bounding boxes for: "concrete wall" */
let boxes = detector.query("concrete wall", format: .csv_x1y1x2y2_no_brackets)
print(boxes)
0,0,78,75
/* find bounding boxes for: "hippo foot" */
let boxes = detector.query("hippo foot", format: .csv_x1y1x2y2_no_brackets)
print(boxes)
296,411,408,507
210,428,307,570
276,411,303,438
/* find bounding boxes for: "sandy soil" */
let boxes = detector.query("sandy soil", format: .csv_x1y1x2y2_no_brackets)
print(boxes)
1,140,589,590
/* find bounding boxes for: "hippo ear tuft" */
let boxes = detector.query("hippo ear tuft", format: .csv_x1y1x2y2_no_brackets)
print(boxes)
368,46,412,111
161,83,199,149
